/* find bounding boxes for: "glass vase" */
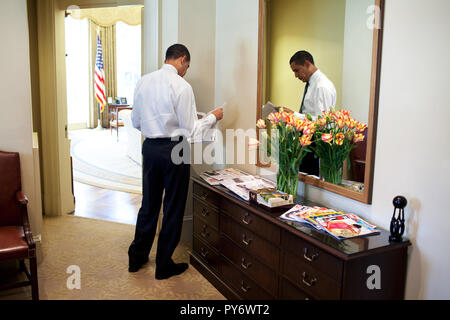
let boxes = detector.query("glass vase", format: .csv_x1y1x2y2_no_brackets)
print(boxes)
319,158,344,185
277,160,300,200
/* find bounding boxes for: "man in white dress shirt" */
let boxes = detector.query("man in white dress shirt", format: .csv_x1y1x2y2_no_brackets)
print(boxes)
287,50,336,118
128,44,223,279
283,51,337,176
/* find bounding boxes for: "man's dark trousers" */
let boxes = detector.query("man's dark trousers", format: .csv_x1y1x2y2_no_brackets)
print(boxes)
299,147,320,177
128,137,190,269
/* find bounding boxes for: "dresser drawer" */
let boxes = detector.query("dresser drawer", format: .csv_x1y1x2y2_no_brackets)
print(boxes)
193,199,219,231
221,236,277,294
280,278,314,300
282,252,341,300
282,231,343,282
222,200,280,245
221,258,273,300
193,217,220,249
221,215,279,270
193,183,219,208
193,236,221,273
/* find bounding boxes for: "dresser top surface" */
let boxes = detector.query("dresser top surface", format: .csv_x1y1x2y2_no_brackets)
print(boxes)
192,176,411,259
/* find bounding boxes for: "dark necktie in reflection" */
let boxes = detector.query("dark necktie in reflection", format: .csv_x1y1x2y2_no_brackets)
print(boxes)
299,82,309,114
298,81,319,177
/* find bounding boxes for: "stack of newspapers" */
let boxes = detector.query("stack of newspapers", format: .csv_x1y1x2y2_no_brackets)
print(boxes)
200,169,292,206
279,205,378,240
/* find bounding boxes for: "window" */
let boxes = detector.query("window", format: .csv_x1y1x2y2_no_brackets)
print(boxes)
116,21,141,105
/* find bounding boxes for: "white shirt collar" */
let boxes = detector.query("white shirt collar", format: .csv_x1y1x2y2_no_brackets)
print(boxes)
308,69,322,85
162,63,178,74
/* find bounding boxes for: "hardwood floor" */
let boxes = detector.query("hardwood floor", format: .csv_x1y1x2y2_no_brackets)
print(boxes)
71,181,142,225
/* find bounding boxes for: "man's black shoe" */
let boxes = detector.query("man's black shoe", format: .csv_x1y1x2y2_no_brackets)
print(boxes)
155,263,188,280
128,256,149,273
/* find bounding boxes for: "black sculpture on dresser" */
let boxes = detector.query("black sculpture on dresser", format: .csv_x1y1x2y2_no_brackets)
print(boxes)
389,196,407,242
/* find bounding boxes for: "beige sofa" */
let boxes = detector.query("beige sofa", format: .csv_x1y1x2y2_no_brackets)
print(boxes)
121,109,142,166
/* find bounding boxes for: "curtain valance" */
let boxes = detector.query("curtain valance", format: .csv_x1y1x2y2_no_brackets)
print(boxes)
68,6,143,27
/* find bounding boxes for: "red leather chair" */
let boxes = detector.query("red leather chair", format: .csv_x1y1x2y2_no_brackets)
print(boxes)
349,128,368,183
0,151,39,300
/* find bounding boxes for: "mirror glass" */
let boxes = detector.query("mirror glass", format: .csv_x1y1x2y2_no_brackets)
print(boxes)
260,0,379,198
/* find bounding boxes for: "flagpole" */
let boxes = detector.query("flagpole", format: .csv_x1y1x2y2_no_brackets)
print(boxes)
95,102,102,131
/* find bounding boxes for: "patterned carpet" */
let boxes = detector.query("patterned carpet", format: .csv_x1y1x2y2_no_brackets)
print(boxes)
0,215,225,300
70,128,142,194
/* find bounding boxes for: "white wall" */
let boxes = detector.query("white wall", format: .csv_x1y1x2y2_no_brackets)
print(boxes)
179,0,216,113
215,0,260,173
300,0,450,299
143,0,159,74
160,0,179,66
341,0,373,124
0,0,42,242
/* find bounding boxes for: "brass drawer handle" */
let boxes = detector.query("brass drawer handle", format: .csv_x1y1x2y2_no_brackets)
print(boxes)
200,247,209,258
201,191,208,201
302,272,317,287
240,281,251,293
201,224,210,238
201,207,209,217
242,234,252,246
303,248,319,262
242,212,252,225
241,257,252,270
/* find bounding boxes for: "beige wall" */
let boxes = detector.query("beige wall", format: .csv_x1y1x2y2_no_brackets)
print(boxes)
0,0,42,242
36,0,75,216
266,0,346,110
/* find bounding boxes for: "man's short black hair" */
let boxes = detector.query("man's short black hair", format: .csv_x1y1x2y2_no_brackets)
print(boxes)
290,51,315,66
166,44,191,62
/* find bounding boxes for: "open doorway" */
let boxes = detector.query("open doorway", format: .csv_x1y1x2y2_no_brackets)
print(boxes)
64,6,143,225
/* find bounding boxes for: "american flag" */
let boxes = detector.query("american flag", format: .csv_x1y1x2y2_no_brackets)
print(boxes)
94,34,106,112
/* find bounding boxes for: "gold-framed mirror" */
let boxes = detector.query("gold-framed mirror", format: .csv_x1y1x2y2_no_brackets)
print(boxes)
256,0,384,204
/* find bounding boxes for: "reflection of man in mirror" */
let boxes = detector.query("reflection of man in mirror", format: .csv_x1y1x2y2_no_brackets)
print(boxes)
285,51,337,176
288,50,336,118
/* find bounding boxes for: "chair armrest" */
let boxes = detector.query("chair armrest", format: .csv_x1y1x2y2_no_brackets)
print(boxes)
16,191,35,249
16,191,29,206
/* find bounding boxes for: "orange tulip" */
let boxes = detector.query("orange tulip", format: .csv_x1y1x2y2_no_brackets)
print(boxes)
322,133,333,145
300,135,312,147
354,133,365,143
356,122,367,133
335,133,345,146
257,119,266,129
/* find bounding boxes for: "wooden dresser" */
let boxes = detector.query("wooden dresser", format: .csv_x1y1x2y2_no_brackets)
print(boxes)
190,176,411,300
